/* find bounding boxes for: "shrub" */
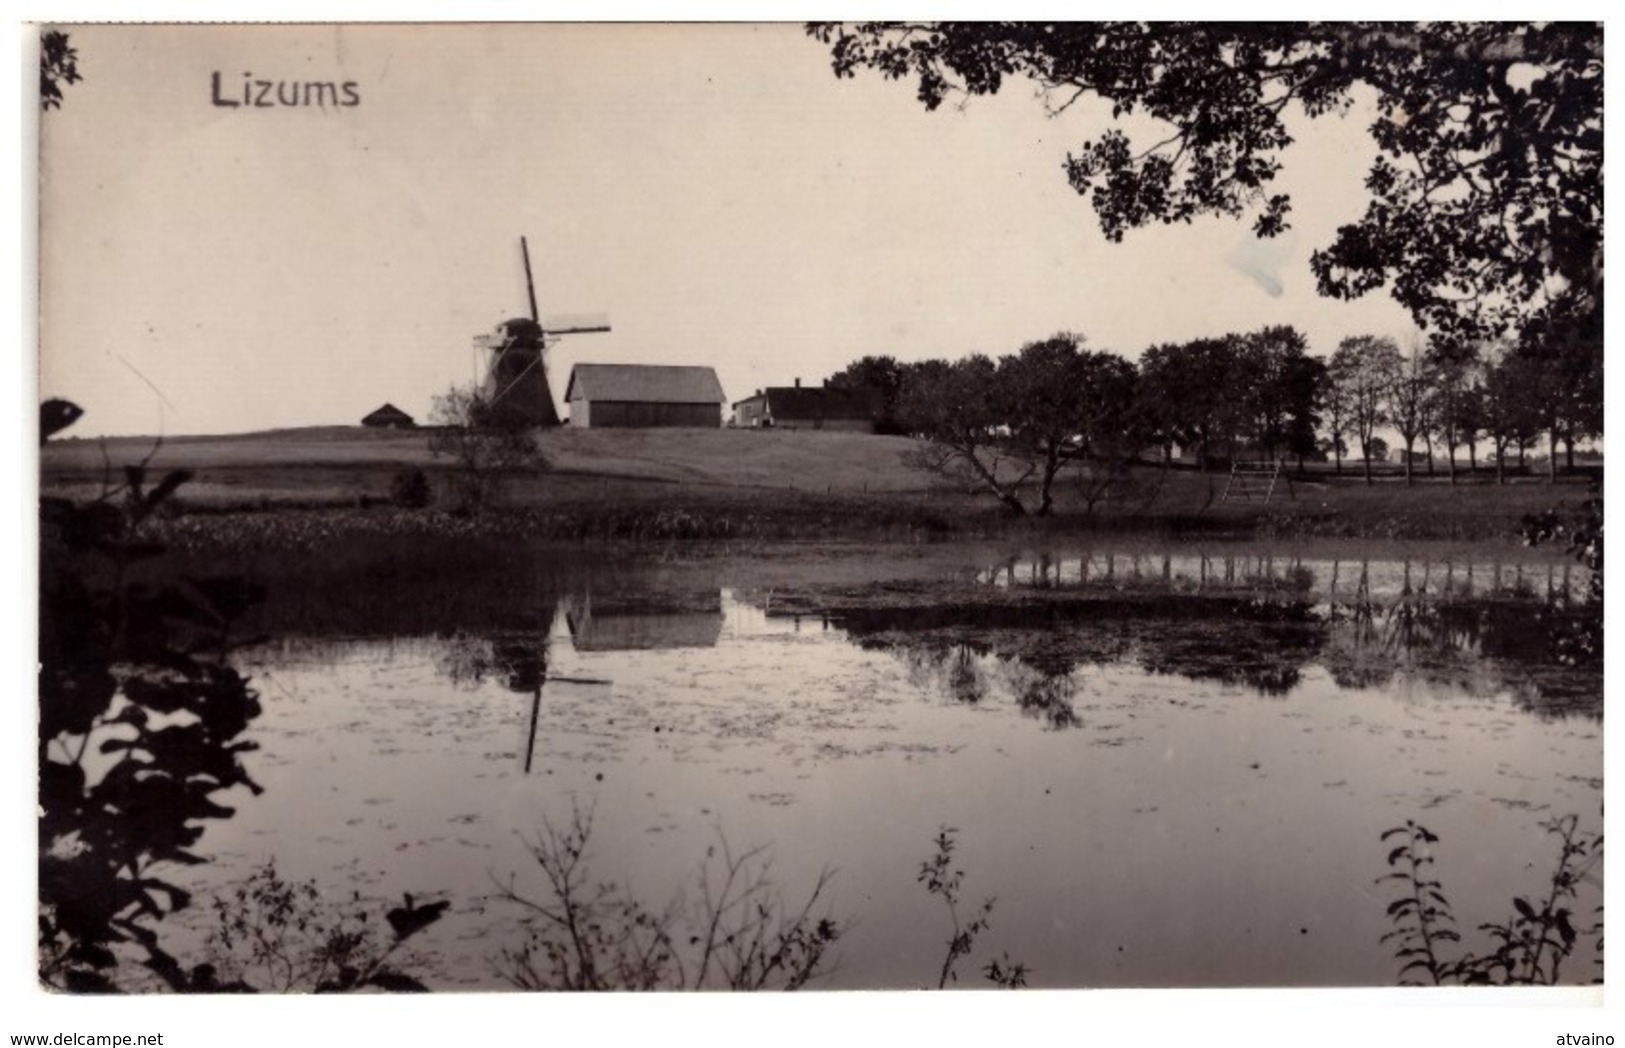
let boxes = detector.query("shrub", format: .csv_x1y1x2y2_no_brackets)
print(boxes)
390,469,434,510
492,801,841,990
197,862,447,992
39,410,265,991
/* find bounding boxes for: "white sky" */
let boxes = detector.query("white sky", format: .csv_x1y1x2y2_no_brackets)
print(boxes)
37,22,1423,437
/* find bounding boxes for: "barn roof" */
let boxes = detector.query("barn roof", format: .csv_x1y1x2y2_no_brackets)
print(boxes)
361,403,414,425
565,364,726,404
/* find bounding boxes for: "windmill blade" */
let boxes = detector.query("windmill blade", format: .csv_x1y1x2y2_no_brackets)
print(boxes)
521,235,540,324
541,312,611,335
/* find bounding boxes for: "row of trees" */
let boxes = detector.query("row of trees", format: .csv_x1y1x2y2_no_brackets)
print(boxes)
1324,336,1601,486
826,327,1600,515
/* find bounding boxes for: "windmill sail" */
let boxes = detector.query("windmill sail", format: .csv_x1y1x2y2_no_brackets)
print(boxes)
540,312,611,335
468,238,610,429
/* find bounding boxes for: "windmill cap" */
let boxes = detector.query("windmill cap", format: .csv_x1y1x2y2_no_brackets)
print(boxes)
498,317,545,338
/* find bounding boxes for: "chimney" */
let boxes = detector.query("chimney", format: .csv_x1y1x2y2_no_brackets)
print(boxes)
795,377,801,388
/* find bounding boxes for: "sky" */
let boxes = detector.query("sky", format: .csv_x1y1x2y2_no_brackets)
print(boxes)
36,22,1424,438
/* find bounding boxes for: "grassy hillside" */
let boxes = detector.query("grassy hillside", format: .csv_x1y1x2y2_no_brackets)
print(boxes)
540,427,933,491
41,426,939,495
39,424,1596,542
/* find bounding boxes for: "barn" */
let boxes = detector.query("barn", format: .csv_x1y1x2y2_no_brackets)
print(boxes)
564,364,727,428
360,403,415,429
731,379,880,432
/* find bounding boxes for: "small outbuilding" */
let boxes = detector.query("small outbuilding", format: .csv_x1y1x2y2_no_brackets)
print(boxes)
564,364,727,428
731,379,879,432
361,403,416,429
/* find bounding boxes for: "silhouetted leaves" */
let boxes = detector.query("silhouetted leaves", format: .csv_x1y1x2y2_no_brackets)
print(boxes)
1378,815,1602,986
811,24,1600,354
39,414,264,991
918,827,1025,989
40,398,83,442
494,801,841,991
198,862,447,993
39,31,81,111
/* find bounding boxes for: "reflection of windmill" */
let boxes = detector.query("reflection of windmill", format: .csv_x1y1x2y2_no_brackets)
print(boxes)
472,236,610,428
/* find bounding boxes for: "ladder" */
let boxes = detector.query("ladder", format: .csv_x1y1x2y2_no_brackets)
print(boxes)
1222,460,1291,504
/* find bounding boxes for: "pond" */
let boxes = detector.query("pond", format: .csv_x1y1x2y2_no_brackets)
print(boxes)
170,544,1602,990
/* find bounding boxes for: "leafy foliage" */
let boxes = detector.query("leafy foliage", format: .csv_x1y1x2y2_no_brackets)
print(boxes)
493,802,841,991
809,23,1600,355
895,333,1143,516
388,468,434,510
1378,816,1602,986
1135,336,1241,469
1329,335,1401,484
1376,821,1461,985
918,827,1027,989
39,403,446,995
826,354,909,433
39,406,266,991
1001,334,1140,515
898,354,1035,515
40,29,81,110
196,863,446,992
427,385,544,512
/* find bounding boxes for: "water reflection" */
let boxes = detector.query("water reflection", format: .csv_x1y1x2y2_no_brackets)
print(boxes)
807,585,1598,719
211,553,1601,989
435,607,615,774
896,644,1080,730
563,593,724,651
383,568,1601,740
976,550,1590,608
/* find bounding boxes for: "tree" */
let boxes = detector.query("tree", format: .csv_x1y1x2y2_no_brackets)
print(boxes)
1456,379,1486,476
428,385,544,511
1424,348,1480,485
896,338,1141,517
998,333,1138,516
1135,336,1242,470
1387,338,1436,486
826,355,907,433
41,29,81,110
1234,325,1315,462
1319,361,1352,475
810,23,1601,361
1530,337,1605,477
897,355,1033,515
1479,347,1542,485
1280,351,1328,471
1329,336,1401,485
1134,344,1190,466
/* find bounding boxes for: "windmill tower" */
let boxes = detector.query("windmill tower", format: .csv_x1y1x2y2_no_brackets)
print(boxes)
472,236,609,428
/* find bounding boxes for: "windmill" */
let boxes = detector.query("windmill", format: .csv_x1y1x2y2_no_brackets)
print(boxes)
471,236,610,427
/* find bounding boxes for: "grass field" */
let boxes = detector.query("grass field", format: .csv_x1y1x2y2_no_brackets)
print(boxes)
40,424,1598,544
42,425,936,491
